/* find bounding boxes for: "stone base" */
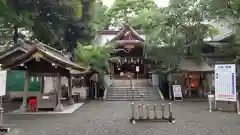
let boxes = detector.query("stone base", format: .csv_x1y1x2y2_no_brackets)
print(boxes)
68,98,74,105
0,127,10,133
56,104,64,112
19,104,27,112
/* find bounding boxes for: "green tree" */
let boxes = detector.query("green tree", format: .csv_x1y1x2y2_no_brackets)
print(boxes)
143,0,218,72
88,0,110,32
76,44,112,74
107,0,157,29
0,0,94,52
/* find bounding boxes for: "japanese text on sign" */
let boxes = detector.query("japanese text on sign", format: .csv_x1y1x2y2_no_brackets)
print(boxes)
215,64,236,102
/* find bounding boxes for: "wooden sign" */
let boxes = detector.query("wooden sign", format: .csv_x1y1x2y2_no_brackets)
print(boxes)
172,85,183,101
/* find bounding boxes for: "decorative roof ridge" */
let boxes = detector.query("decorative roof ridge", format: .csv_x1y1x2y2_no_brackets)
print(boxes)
109,23,145,42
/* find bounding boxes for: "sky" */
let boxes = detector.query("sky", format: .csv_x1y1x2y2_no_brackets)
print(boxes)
101,0,169,7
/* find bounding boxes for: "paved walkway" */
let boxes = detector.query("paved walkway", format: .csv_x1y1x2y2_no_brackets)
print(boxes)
3,100,240,135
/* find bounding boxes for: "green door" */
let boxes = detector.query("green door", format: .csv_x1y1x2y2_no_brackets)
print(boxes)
6,70,40,92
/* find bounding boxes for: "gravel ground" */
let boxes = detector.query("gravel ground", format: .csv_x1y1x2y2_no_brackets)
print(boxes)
2,100,240,135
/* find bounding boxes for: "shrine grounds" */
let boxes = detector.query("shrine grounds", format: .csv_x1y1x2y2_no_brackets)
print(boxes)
3,100,240,135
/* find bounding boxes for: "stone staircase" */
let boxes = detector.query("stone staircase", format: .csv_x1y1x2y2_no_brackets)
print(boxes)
106,79,161,101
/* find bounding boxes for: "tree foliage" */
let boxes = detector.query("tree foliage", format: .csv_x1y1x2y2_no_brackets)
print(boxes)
142,0,219,71
88,0,110,32
106,0,157,29
0,0,95,53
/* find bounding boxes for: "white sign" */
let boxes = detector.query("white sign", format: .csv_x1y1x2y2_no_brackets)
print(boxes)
172,85,183,99
215,64,236,102
0,70,7,96
136,66,139,72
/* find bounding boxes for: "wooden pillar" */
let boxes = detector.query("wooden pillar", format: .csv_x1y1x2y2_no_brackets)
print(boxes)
20,73,30,111
144,64,147,77
110,63,114,76
56,75,64,111
40,76,44,94
168,73,172,100
94,82,97,99
187,73,191,97
68,76,74,105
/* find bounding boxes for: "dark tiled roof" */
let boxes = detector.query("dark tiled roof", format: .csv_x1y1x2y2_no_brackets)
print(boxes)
0,39,33,55
206,32,234,42
179,57,213,72
99,30,144,35
110,24,145,42
0,39,34,61
115,40,143,45
1,40,87,71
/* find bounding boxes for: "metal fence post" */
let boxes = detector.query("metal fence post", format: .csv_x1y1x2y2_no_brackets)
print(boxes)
146,104,149,119
138,104,142,119
141,104,144,119
131,103,135,119
168,103,172,122
154,104,157,119
161,104,165,119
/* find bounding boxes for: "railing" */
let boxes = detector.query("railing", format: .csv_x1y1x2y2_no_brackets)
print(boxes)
103,86,108,100
156,87,164,100
103,75,111,100
128,75,134,101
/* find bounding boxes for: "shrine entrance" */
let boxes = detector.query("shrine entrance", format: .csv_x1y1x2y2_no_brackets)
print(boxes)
108,24,153,79
113,60,145,79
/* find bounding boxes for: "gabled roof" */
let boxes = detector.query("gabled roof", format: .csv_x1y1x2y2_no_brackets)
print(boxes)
205,32,234,42
110,24,145,42
1,41,87,71
179,57,213,72
0,39,33,60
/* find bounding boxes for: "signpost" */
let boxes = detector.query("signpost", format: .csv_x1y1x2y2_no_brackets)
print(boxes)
172,85,183,101
136,66,139,79
215,64,236,102
0,70,9,133
0,71,7,97
208,64,240,114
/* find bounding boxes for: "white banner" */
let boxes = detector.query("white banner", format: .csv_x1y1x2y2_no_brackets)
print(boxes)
172,85,182,99
0,70,7,96
215,64,236,102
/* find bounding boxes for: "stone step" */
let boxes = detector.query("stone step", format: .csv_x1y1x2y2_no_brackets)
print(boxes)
106,97,160,101
107,91,158,94
106,82,161,101
110,87,155,90
109,89,155,91
106,96,158,99
108,91,157,94
107,91,156,94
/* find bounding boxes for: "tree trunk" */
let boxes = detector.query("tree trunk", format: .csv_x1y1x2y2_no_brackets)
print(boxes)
13,25,18,44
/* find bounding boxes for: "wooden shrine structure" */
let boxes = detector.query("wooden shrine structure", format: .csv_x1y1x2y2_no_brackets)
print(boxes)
1,41,87,111
107,24,154,79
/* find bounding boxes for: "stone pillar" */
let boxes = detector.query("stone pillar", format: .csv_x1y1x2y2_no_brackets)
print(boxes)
68,76,74,105
20,73,30,111
56,75,64,111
